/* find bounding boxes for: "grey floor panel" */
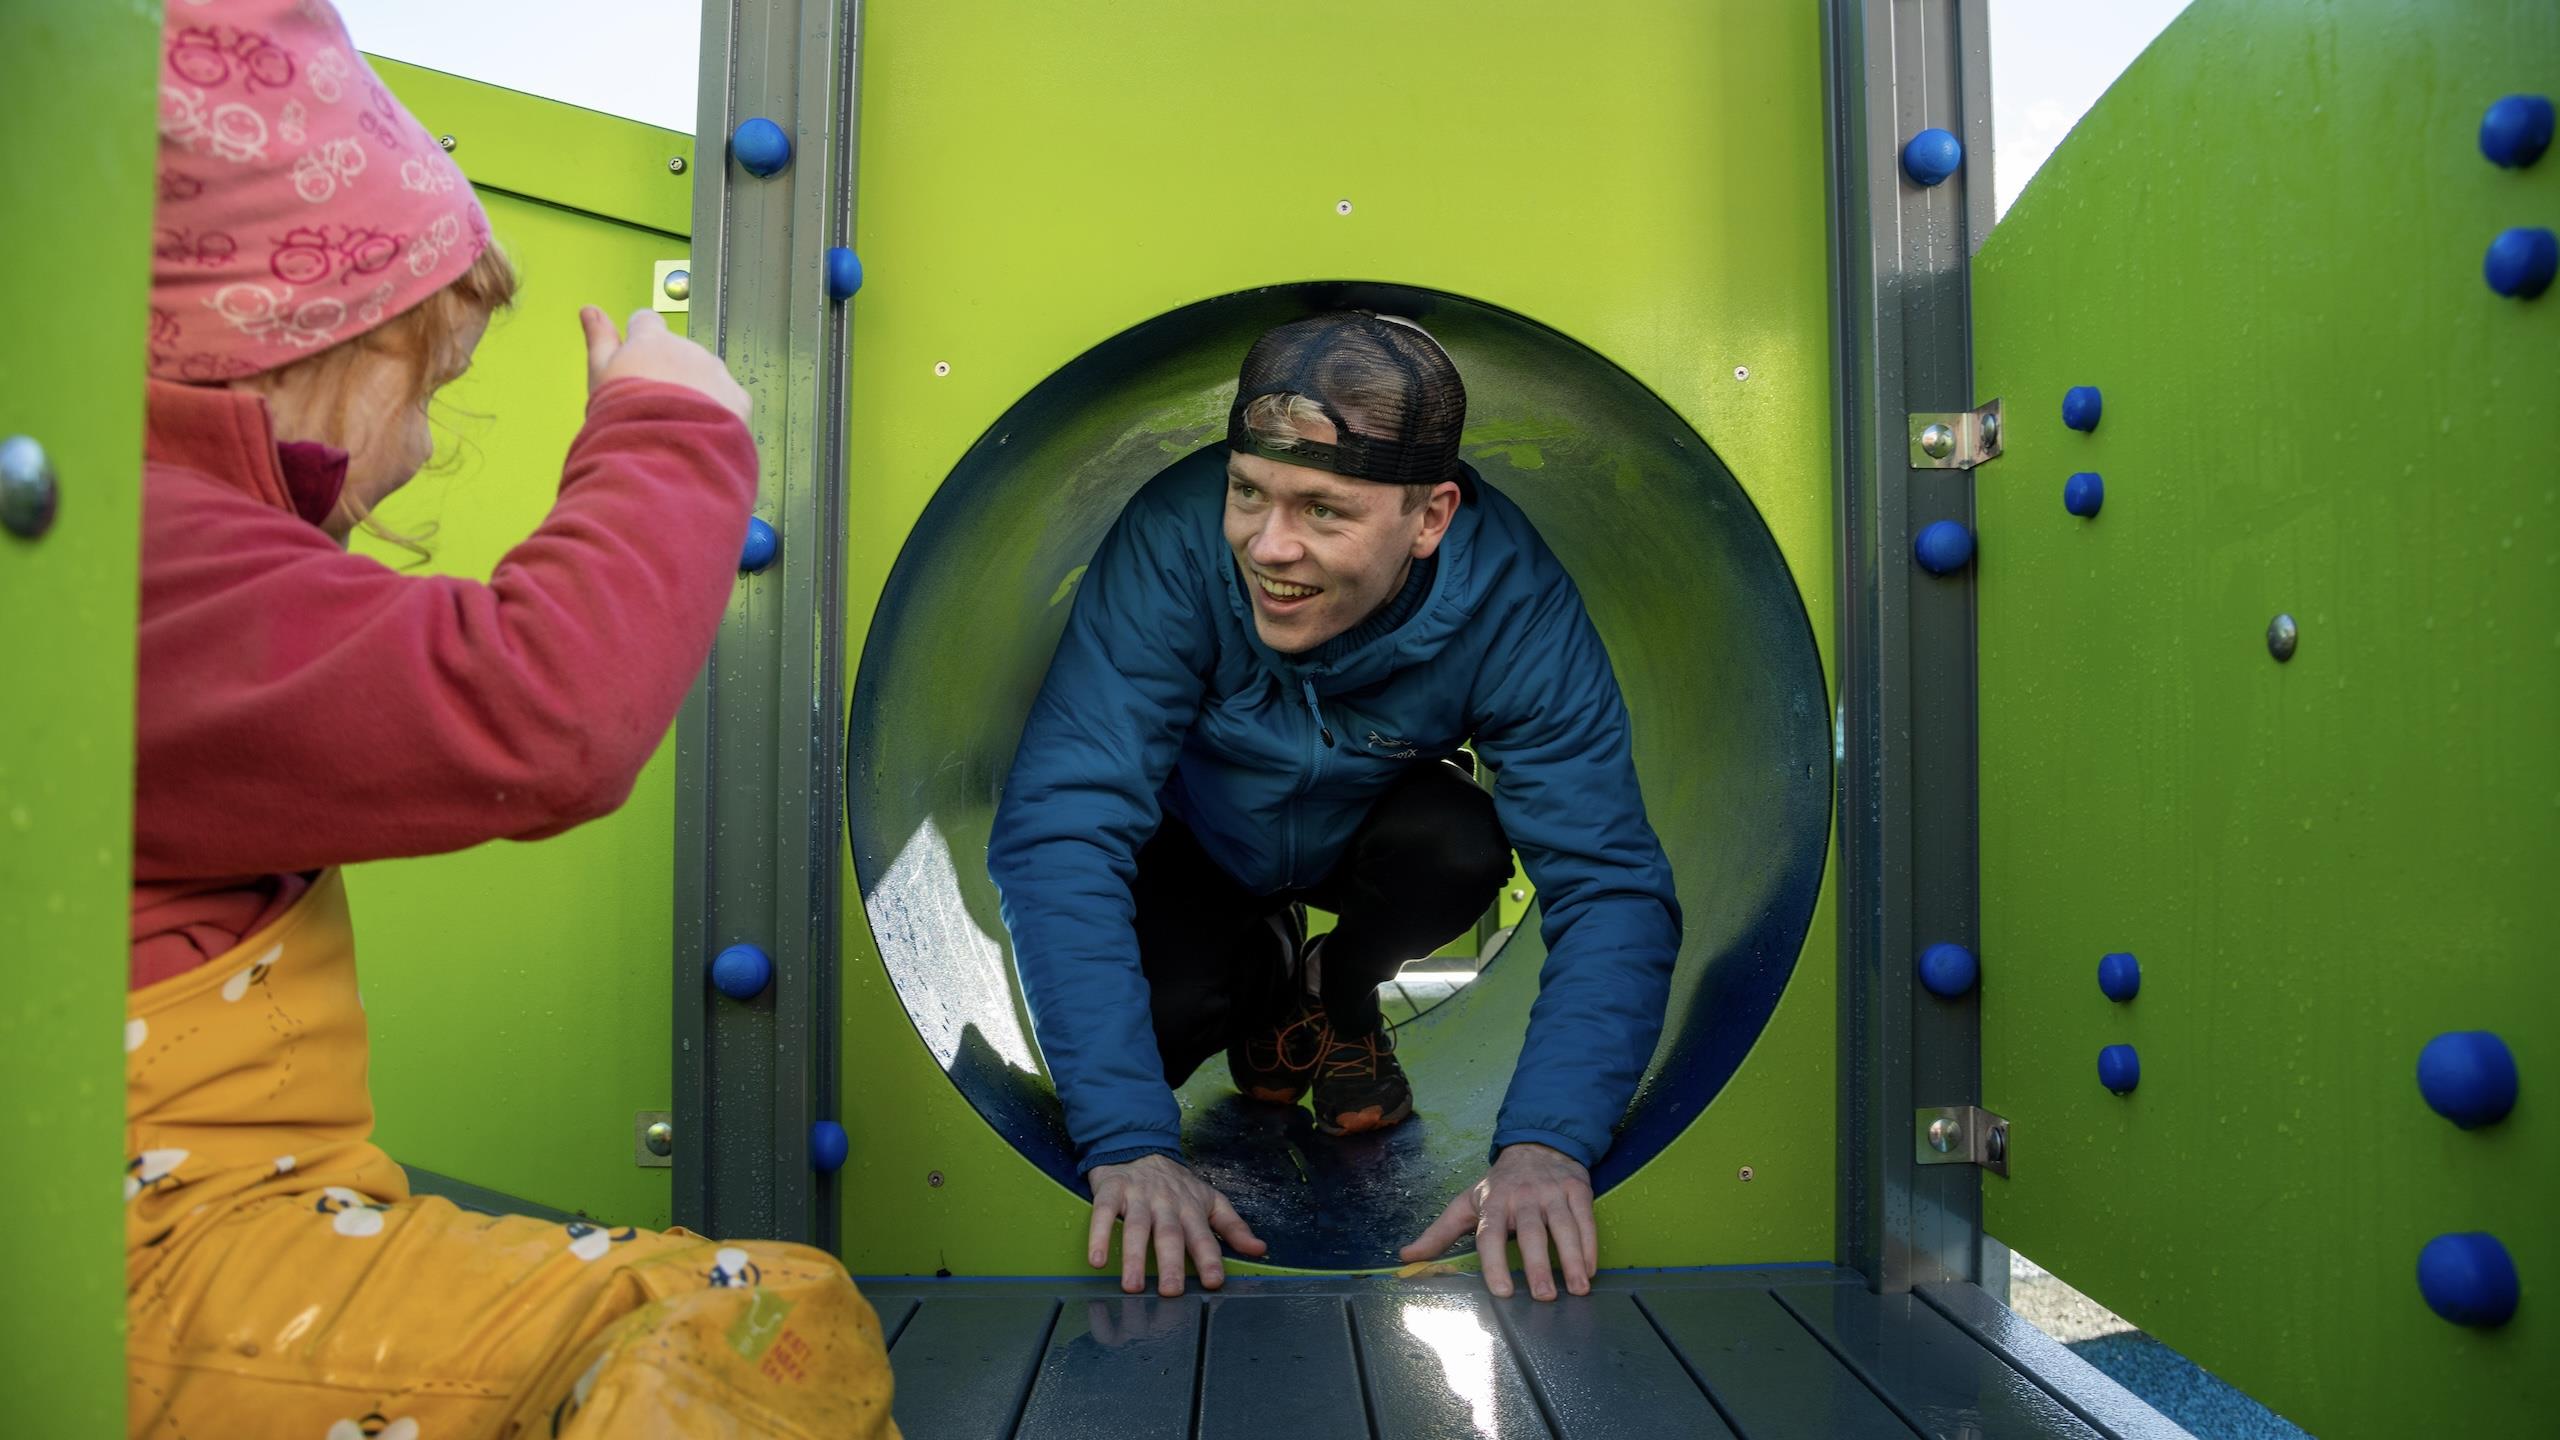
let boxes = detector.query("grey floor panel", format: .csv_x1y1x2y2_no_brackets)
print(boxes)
884,1296,1058,1440
1914,1284,2200,1440
1198,1295,1369,1440
1775,1282,2106,1440
1637,1286,1915,1439
1496,1290,1737,1439
1014,1293,1204,1440
1353,1291,1553,1440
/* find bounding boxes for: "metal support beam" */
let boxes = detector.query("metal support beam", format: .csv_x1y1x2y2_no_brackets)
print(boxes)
672,0,864,1248
1824,0,1995,1293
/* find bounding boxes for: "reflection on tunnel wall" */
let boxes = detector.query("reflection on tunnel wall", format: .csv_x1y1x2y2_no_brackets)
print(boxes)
847,284,1831,1198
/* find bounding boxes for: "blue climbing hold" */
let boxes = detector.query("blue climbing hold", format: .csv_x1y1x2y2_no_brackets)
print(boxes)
2064,472,2105,519
739,516,779,574
2418,1233,2519,1328
2484,226,2557,299
2098,952,2141,1003
824,246,865,301
1913,520,1974,576
2480,95,2554,169
810,1120,850,1173
2062,386,2104,432
2417,1031,2518,1129
709,943,773,1001
1902,127,1963,187
1917,942,1978,999
732,117,792,177
2098,1044,2141,1095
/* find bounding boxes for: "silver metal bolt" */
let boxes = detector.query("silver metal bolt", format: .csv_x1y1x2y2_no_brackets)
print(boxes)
437,134,457,152
927,1170,945,1188
1737,1166,1755,1182
1985,1125,2007,1166
1336,199,1354,215
1920,423,1956,460
1,435,59,540
2267,613,2299,662
1509,888,1526,903
1734,365,1750,381
1979,410,2001,449
644,1121,673,1157
668,155,688,174
933,361,951,376
662,268,692,303
1927,1116,1962,1153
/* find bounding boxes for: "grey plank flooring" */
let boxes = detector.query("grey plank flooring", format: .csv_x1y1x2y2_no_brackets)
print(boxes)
1013,1293,1203,1440
1639,1286,1914,1439
1497,1290,1736,1438
1774,1281,2107,1440
883,1295,1057,1439
1353,1290,1552,1439
1198,1295,1369,1440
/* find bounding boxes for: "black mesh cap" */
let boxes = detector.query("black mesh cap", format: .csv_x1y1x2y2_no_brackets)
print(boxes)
1225,311,1467,485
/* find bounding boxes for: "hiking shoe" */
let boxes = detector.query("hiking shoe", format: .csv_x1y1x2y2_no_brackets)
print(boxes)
1312,1022,1414,1135
1225,909,1323,1104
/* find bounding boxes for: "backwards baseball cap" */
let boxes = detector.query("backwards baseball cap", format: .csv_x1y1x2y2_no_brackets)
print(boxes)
1225,311,1467,485
148,0,492,382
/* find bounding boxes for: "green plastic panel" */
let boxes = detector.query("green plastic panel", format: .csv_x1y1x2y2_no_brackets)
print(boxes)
1974,2,2559,1434
833,0,1841,1276
0,1,160,1429
346,65,692,1229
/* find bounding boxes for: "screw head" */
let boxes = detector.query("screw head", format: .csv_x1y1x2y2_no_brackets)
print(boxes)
1928,1116,1963,1153
662,267,692,302
644,1121,673,1157
1335,198,1354,215
1986,1124,2008,1165
1509,888,1526,903
1920,422,1956,459
927,1170,945,1188
2268,613,2300,662
1979,410,2001,449
668,155,688,174
1,435,59,539
1734,365,1750,381
1737,1166,1755,1182
437,133,457,152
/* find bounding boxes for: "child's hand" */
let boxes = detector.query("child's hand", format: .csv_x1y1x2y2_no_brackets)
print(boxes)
581,306,753,423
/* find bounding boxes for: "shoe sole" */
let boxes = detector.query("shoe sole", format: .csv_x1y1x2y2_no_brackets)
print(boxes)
1241,1084,1308,1105
1316,1093,1415,1136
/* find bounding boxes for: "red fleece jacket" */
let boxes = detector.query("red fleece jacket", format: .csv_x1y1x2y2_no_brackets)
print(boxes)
130,377,757,988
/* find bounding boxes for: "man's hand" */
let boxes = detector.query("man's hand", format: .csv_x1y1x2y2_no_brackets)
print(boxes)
1400,1142,1597,1300
580,306,753,423
1087,1153,1266,1297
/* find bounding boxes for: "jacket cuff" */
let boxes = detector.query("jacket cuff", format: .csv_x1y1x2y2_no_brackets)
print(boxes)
1490,1128,1600,1169
1079,1143,1186,1177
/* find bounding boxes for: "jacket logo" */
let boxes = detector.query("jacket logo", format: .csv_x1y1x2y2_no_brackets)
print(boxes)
1364,730,1420,759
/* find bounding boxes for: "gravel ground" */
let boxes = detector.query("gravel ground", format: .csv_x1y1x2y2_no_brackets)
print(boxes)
2007,1253,2314,1440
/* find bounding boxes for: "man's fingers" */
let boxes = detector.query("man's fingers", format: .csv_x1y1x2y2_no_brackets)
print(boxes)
1552,1198,1592,1297
579,305,619,388
1570,1189,1599,1282
1476,1210,1515,1299
1207,1194,1266,1256
1152,1202,1188,1298
1087,1191,1121,1270
1180,1209,1226,1290
1119,1204,1151,1295
1400,1190,1478,1263
624,307,671,343
1516,1208,1557,1301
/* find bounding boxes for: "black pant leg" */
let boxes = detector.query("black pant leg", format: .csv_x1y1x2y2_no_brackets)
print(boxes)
1130,814,1296,1087
1303,758,1513,1035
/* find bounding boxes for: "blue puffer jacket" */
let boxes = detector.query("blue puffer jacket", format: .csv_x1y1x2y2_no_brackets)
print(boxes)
988,447,1680,1173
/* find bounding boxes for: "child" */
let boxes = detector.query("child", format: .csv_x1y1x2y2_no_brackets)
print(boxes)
126,3,896,1434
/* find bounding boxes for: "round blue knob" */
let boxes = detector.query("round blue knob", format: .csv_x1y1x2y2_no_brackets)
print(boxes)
2480,95,2554,169
732,118,793,178
709,943,773,1001
2063,472,2105,519
2484,226,2557,299
2418,1233,2519,1328
2418,1031,2518,1129
1917,942,1978,998
1902,127,1963,187
2098,952,2141,1002
1913,520,1974,576
2062,386,2104,432
2098,1044,2141,1095
739,516,779,574
824,246,864,301
810,1120,850,1173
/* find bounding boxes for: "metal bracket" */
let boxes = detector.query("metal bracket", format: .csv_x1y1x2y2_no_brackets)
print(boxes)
651,259,691,314
635,1109,673,1168
1907,397,2003,469
1914,1105,2009,1178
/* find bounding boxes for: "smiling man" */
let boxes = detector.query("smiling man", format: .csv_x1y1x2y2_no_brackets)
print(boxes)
988,311,1680,1303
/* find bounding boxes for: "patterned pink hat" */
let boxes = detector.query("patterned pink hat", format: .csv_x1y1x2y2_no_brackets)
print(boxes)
149,0,490,382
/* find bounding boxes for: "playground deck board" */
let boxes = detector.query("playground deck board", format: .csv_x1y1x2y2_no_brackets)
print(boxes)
862,1266,2189,1439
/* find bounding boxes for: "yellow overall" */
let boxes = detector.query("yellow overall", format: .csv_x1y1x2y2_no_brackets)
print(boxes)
124,871,899,1438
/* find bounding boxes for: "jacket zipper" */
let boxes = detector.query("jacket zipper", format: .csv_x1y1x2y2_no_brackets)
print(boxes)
1282,674,1334,887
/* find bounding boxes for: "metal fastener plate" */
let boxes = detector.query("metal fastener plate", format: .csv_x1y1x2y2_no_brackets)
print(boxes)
1913,1104,2009,1178
1907,397,2005,470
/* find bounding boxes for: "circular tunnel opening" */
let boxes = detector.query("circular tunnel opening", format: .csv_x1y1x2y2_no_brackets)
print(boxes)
848,283,1830,1269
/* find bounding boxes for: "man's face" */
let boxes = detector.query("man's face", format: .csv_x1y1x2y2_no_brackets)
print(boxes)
1222,418,1459,654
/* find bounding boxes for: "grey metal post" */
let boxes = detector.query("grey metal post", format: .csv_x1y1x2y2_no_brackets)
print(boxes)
1824,0,1995,1292
673,0,864,1248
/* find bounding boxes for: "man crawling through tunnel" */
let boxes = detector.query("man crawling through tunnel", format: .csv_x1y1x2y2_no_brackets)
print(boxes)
988,311,1680,1302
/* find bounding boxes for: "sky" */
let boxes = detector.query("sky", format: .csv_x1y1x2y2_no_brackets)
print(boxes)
338,0,2196,222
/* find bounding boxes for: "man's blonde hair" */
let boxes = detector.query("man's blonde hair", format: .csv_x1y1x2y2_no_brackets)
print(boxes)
1240,391,1433,513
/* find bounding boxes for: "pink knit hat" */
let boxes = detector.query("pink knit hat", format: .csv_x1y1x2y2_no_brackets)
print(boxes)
149,0,490,382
